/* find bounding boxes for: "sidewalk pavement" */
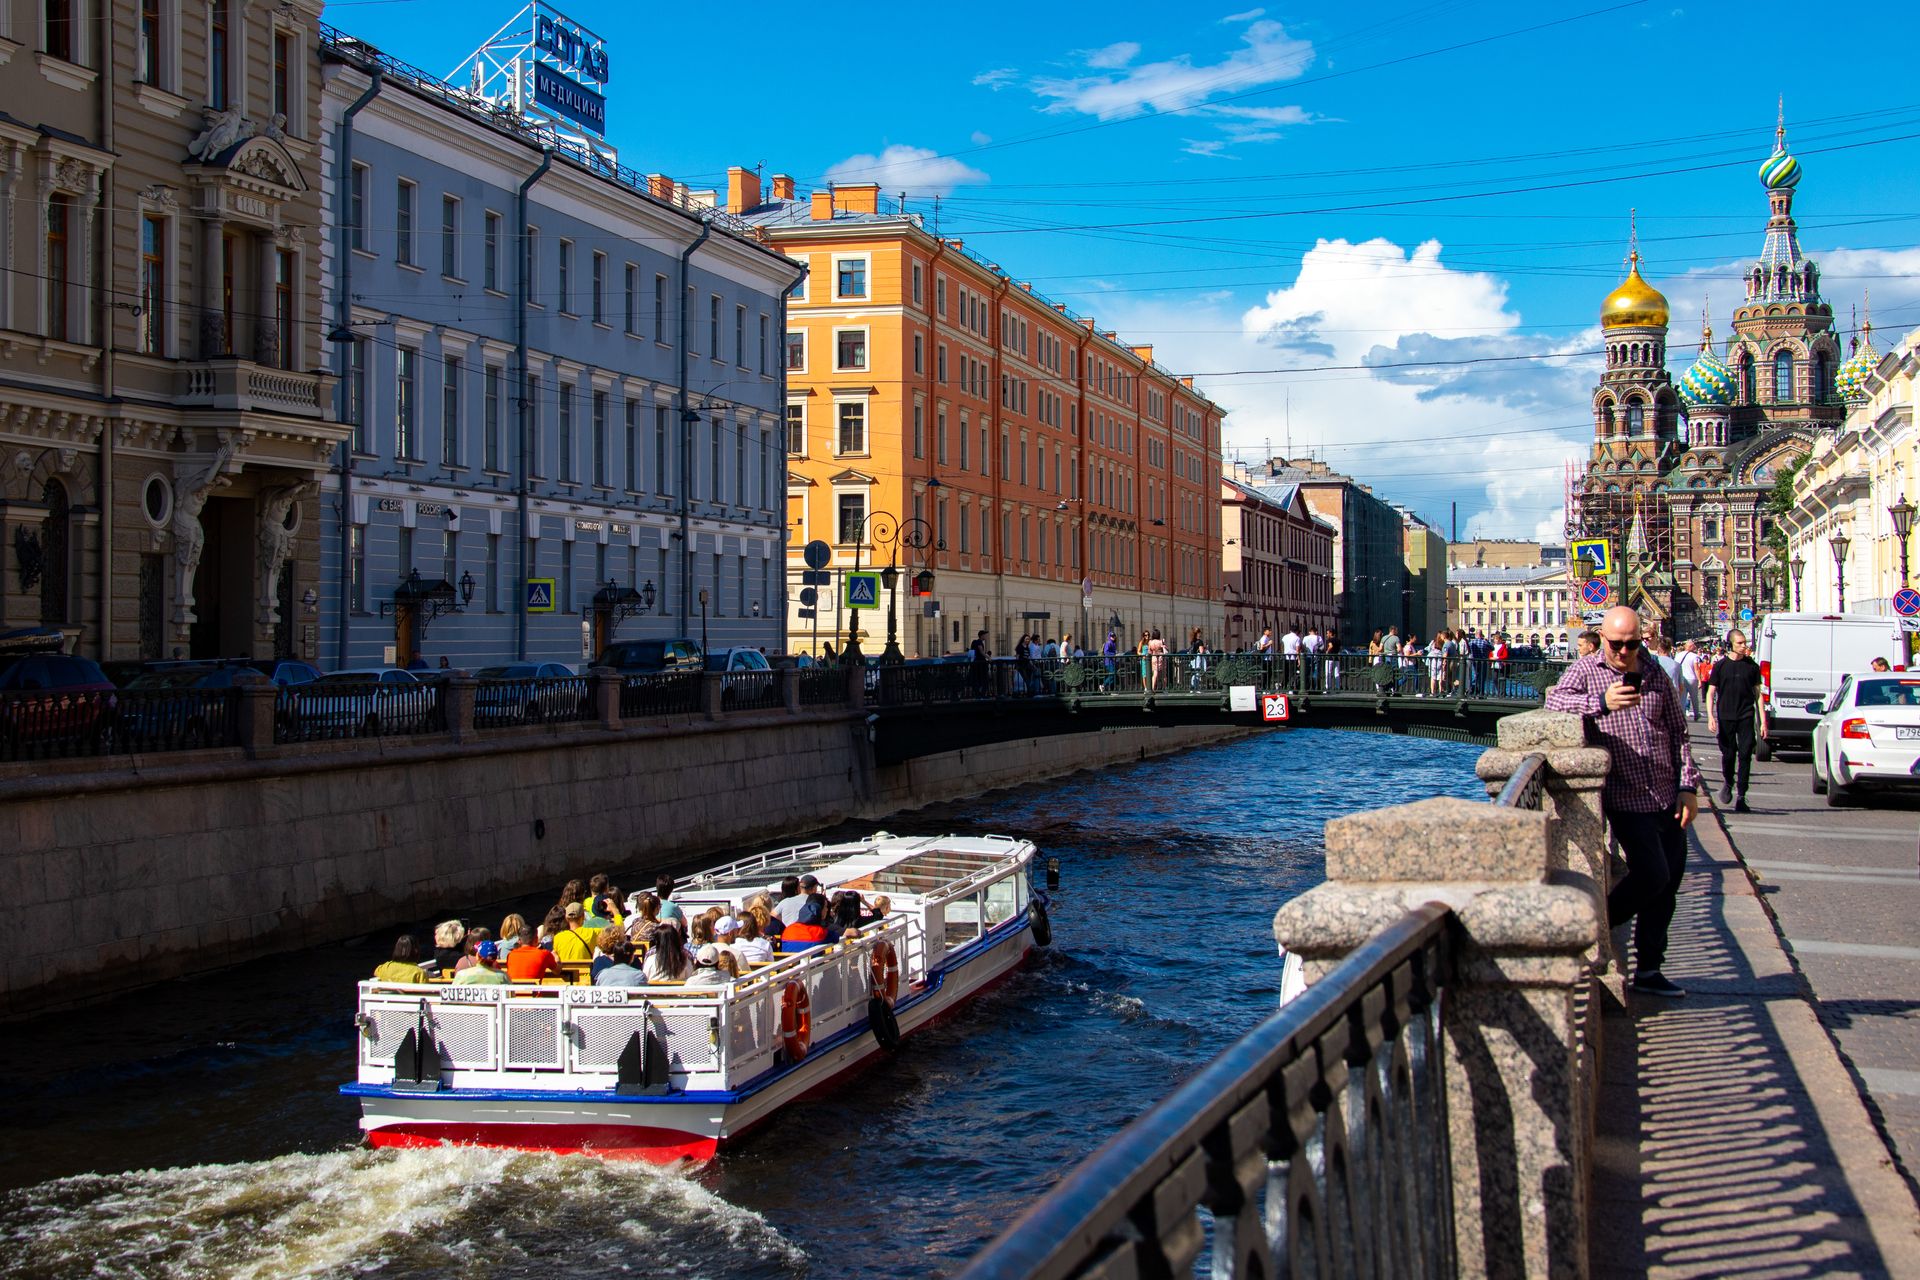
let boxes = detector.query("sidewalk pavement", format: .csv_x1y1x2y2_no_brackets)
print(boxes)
1589,726,1920,1278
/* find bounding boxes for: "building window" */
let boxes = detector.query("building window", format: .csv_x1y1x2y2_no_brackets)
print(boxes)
786,402,805,456
709,295,721,356
349,525,367,613
913,333,924,374
592,252,606,324
736,305,747,366
557,382,574,482
557,239,572,312
138,0,167,85
273,249,295,369
349,164,369,253
45,195,71,342
836,258,867,299
1773,350,1794,401
654,274,667,338
524,226,540,301
835,329,867,371
624,264,637,334
1626,402,1644,435
440,195,459,278
710,417,724,502
396,348,418,459
483,365,502,471
395,180,415,265
837,401,866,454
625,401,639,491
786,330,806,371
759,314,769,374
911,261,923,304
482,212,501,290
593,390,609,487
525,376,541,475
913,403,924,460
139,215,166,355
441,355,461,465
348,341,368,453
209,1,230,106
655,407,669,497
838,492,866,544
272,29,292,120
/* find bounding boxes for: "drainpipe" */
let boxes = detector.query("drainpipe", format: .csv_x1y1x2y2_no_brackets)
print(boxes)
514,147,553,661
334,67,382,668
676,221,712,625
96,12,116,660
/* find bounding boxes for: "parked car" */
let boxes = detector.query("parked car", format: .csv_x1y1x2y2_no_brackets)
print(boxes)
593,638,704,674
0,643,117,753
473,663,588,723
704,648,772,672
105,656,320,688
1755,612,1905,758
1808,671,1920,804
288,668,429,737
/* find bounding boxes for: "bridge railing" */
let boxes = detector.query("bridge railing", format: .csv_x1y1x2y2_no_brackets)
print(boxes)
962,710,1607,1279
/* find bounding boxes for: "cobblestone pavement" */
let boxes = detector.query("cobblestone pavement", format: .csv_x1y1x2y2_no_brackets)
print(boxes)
1589,726,1920,1277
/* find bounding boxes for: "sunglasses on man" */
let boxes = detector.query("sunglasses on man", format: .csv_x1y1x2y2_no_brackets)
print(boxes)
1604,638,1641,652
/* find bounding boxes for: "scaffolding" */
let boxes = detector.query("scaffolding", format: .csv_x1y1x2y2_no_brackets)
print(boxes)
444,3,615,170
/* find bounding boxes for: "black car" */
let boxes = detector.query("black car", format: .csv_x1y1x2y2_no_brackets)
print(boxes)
593,638,704,674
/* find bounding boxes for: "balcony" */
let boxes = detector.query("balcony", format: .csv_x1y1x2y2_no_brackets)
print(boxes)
176,357,336,421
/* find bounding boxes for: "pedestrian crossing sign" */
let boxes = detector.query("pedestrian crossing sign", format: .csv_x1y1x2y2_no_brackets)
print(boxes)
844,571,881,610
1570,539,1613,575
525,578,556,613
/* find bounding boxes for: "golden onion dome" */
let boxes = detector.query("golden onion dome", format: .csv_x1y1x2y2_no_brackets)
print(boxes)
1601,254,1670,330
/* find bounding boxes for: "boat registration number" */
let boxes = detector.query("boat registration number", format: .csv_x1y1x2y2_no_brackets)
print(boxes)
561,988,631,1005
439,987,505,1003
1895,727,1920,740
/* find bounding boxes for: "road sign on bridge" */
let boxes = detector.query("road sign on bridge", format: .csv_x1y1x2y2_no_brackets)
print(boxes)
1262,693,1291,722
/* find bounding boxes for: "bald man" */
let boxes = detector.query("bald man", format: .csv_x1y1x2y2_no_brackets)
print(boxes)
1545,605,1703,999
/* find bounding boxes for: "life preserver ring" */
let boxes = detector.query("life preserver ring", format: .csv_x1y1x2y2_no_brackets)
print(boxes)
779,981,811,1062
1029,896,1053,947
870,940,900,1005
868,993,901,1052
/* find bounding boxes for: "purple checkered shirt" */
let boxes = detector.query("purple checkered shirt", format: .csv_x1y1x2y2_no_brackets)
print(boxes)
1545,652,1703,813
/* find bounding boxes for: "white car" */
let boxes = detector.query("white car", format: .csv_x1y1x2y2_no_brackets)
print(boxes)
1809,671,1920,805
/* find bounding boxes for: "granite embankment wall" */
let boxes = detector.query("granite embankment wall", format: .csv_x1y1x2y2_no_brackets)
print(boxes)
0,709,1248,1017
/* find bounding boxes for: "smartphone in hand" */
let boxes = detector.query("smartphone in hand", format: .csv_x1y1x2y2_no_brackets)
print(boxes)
1622,669,1643,691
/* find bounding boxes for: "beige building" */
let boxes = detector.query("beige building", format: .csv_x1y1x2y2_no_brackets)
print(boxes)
0,1,339,661
1402,512,1447,639
1447,539,1562,569
1447,564,1577,643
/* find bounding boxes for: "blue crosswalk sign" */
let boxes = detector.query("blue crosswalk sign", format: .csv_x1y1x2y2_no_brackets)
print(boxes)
844,571,881,610
525,578,555,613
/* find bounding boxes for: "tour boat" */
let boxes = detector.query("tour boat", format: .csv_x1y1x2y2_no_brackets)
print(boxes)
341,833,1045,1162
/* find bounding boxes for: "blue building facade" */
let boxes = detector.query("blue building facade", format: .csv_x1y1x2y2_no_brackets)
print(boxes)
316,34,798,671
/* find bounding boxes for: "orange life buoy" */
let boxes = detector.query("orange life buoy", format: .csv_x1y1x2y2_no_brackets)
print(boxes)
779,980,812,1061
870,940,900,1005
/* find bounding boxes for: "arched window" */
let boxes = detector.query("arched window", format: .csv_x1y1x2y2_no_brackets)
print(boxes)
1814,352,1831,403
1598,400,1615,435
41,479,70,625
1626,401,1645,436
1737,350,1755,404
1701,515,1720,544
1773,350,1794,401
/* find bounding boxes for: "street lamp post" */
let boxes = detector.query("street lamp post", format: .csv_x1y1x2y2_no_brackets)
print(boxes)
1830,531,1851,613
1789,554,1805,611
698,588,710,655
1889,496,1915,587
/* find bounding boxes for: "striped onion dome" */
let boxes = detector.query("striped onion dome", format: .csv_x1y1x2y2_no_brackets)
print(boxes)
1678,328,1735,408
1836,328,1878,403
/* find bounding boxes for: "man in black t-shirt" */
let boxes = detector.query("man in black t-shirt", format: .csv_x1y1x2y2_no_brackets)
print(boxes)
1705,628,1767,812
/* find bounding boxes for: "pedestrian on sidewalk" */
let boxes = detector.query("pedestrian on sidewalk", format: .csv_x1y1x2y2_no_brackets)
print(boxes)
1677,639,1704,720
1545,605,1702,999
1705,628,1766,812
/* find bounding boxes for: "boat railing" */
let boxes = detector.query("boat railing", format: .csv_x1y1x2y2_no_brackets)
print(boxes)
682,840,832,889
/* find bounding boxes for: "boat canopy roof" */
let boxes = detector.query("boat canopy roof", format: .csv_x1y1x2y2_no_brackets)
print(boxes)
680,834,1029,907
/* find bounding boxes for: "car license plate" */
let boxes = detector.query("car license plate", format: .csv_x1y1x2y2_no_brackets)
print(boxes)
1896,727,1920,740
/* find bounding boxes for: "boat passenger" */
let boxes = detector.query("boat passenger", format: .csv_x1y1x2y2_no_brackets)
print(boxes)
831,893,863,936
684,944,728,988
537,905,566,950
556,878,585,918
432,920,467,973
594,942,647,987
654,874,685,927
587,873,621,926
780,898,830,950
624,893,662,946
643,924,692,982
551,903,601,963
453,941,509,985
715,951,743,982
453,927,492,972
496,914,528,958
732,915,773,966
777,876,821,927
688,915,717,953
864,895,892,926
591,927,626,981
373,935,429,984
506,927,561,981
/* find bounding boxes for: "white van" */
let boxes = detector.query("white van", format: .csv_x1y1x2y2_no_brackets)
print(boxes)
1754,612,1907,757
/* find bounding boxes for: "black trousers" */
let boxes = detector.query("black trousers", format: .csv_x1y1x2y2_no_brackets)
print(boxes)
1605,806,1688,974
1717,717,1756,796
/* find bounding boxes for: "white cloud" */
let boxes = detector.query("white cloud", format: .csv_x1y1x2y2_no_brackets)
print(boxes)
1222,7,1266,20
821,145,988,196
1029,20,1313,123
971,68,1017,90
969,130,993,145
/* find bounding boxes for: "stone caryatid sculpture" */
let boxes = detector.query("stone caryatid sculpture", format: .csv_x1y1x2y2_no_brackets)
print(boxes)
187,107,255,162
171,441,238,625
255,481,316,628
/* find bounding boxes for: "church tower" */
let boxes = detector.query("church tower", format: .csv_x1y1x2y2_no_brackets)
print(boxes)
1588,215,1681,493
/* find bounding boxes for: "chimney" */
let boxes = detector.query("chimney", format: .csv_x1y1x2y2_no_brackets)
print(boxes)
725,166,762,214
837,182,881,214
673,181,692,207
1130,345,1154,364
771,173,795,201
1019,282,1033,292
646,174,674,201
810,189,835,221
689,188,717,210
1179,376,1194,388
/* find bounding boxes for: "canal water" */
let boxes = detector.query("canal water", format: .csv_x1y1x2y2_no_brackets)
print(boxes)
0,728,1481,1279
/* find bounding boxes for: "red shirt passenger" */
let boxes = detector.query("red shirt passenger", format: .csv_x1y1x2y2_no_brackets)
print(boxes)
506,929,561,981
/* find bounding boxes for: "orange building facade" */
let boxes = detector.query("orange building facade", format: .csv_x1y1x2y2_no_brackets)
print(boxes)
740,177,1225,659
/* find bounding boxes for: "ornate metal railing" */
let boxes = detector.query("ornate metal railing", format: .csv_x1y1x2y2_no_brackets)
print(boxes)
109,686,242,753
960,904,1456,1280
797,667,847,706
0,687,246,761
274,681,446,743
472,676,595,728
1496,751,1548,810
719,670,781,713
619,671,702,719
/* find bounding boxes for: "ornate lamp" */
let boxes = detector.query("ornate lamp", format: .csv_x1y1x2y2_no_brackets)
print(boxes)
1830,531,1852,612
1889,497,1915,586
1789,554,1805,610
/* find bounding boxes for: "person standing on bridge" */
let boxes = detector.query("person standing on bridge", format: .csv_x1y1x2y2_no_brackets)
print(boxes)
1546,606,1702,1000
1705,628,1766,813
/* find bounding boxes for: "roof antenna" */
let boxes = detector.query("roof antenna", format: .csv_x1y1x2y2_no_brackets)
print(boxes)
1627,207,1639,272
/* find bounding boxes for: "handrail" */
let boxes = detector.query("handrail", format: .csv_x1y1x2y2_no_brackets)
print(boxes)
1496,751,1548,809
959,902,1456,1280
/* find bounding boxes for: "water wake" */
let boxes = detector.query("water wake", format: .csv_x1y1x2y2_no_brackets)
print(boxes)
1,1146,807,1279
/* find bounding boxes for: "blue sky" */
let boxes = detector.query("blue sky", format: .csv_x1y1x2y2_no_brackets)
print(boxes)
330,0,1920,539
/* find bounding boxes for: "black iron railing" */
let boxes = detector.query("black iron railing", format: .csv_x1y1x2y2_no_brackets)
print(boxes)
960,904,1457,1280
797,667,846,706
619,671,702,719
719,670,781,712
274,681,445,743
0,687,245,761
110,686,242,753
472,676,595,728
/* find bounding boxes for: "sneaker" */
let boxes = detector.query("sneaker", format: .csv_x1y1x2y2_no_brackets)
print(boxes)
1734,797,1753,813
1719,783,1735,804
1631,971,1686,999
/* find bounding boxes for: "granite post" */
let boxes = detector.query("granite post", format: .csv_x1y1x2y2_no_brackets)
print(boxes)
1273,731,1603,1280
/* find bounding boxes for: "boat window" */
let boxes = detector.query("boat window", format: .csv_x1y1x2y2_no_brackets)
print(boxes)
983,877,1017,927
943,893,982,948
